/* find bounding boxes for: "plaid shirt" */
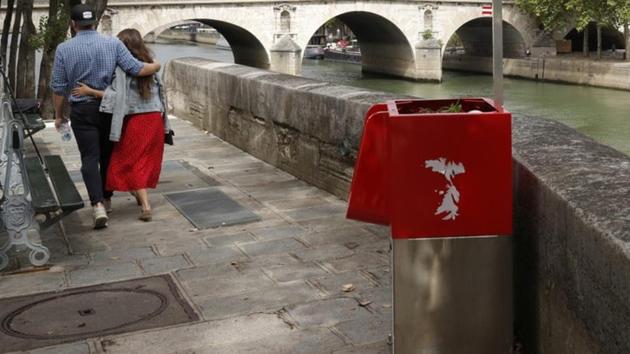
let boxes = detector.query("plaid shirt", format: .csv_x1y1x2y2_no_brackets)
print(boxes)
51,30,144,104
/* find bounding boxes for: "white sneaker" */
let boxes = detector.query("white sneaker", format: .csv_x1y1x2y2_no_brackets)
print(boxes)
93,205,108,229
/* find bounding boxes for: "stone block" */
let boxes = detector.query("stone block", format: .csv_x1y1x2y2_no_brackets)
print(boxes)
176,262,242,282
203,231,256,247
291,244,355,262
154,239,208,256
182,269,275,298
323,252,389,273
310,271,377,297
298,226,379,249
284,204,347,222
0,272,66,299
335,316,392,346
262,262,328,283
90,247,158,264
68,262,143,287
363,267,392,288
264,197,330,211
333,341,391,354
298,217,359,233
353,287,392,314
237,238,307,257
286,297,373,329
186,245,249,266
239,253,301,270
140,255,192,275
249,224,307,241
22,341,91,354
197,327,347,354
196,281,322,320
99,313,295,353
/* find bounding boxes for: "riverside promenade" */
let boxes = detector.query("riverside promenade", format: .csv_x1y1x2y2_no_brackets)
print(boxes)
0,118,392,354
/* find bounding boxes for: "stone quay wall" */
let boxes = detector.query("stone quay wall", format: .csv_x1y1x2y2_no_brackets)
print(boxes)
164,58,630,353
444,55,630,91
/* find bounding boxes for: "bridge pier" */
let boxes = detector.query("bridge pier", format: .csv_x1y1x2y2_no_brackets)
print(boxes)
415,39,443,82
144,32,157,43
269,35,302,76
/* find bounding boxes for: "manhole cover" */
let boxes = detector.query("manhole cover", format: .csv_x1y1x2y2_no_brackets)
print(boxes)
0,275,198,352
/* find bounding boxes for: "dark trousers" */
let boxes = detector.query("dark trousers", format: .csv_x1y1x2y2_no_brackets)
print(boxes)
70,102,114,206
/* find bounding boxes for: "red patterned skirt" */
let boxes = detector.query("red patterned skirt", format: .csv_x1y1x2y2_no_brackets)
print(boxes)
106,112,164,191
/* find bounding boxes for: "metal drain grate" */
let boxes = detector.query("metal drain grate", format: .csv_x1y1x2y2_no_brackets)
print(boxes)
0,275,199,352
157,160,220,193
164,187,260,229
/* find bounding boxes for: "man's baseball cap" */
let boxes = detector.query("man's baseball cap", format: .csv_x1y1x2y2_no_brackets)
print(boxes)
71,4,96,26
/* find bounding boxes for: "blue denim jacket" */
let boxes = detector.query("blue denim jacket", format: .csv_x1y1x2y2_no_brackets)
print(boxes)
100,67,171,142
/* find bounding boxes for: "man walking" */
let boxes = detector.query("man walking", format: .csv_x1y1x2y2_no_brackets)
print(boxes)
51,4,161,229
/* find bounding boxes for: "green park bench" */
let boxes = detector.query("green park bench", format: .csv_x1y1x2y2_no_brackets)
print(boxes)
0,82,84,271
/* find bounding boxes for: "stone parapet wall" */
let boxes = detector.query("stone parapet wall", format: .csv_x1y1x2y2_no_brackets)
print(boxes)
164,58,402,199
444,55,630,91
164,58,630,353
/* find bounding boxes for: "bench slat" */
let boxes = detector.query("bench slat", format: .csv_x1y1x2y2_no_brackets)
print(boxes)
44,155,84,213
24,157,59,213
23,114,46,135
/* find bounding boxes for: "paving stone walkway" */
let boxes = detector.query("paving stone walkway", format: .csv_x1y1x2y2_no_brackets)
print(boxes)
0,118,392,354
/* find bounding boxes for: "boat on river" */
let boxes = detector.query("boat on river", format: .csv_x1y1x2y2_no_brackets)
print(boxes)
324,48,361,64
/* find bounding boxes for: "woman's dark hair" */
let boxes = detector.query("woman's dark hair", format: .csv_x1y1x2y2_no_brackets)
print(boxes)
117,28,154,99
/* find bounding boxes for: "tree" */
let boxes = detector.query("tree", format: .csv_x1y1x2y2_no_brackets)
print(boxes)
8,0,23,90
519,0,627,59
614,0,630,60
29,0,69,117
16,0,36,98
1,0,16,70
86,0,108,29
33,0,108,117
515,0,571,32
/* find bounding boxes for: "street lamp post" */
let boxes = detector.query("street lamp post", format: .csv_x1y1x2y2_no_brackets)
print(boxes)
493,0,504,110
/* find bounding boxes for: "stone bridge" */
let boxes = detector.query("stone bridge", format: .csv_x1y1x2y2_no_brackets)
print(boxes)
4,0,551,81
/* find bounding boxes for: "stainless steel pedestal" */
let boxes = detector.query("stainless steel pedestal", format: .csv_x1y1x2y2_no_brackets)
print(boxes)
393,237,512,354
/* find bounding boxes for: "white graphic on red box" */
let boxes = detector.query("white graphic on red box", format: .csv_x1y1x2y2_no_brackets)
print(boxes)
425,158,466,220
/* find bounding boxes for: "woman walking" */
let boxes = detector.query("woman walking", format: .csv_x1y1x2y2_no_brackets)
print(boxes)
73,28,170,222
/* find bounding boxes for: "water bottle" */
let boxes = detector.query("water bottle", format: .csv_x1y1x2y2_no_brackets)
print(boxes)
59,121,72,142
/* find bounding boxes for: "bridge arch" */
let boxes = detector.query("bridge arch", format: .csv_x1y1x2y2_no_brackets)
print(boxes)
443,17,527,59
562,23,625,53
144,19,270,70
300,11,417,79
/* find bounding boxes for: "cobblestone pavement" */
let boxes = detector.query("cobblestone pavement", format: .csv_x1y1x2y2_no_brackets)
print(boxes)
0,118,392,354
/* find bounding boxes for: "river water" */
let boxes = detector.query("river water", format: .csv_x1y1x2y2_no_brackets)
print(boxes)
148,40,630,156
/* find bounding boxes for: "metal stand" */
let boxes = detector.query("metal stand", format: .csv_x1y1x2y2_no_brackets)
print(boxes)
392,237,513,353
0,99,50,270
492,0,504,109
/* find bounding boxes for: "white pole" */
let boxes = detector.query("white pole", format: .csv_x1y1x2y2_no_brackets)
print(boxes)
492,0,504,110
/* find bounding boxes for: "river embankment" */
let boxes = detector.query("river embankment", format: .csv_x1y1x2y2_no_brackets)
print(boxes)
164,57,630,354
443,55,630,91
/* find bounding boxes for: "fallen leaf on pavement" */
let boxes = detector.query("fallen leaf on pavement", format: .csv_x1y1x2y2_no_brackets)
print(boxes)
342,284,355,292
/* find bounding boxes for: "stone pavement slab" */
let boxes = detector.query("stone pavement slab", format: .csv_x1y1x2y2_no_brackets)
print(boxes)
0,118,392,353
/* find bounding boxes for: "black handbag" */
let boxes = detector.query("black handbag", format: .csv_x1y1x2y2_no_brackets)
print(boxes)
165,129,174,145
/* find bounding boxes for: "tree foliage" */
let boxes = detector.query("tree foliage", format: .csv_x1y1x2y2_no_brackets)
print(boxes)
518,0,630,31
515,0,571,32
518,0,630,58
29,1,69,50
